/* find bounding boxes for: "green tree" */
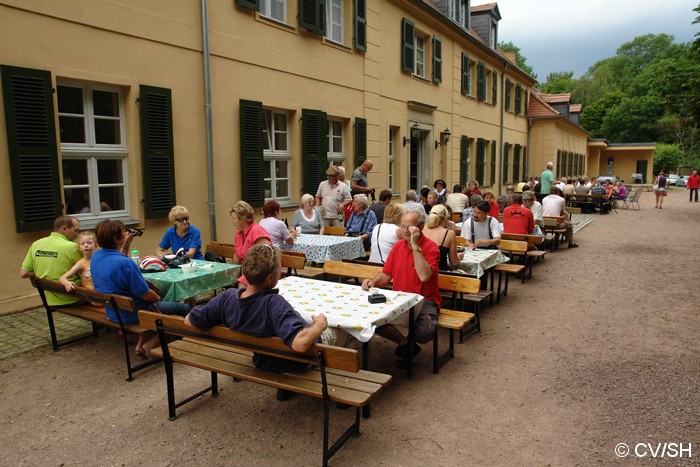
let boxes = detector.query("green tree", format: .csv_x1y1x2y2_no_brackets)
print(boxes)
498,41,537,80
579,91,624,136
541,71,577,94
599,95,664,143
653,144,684,173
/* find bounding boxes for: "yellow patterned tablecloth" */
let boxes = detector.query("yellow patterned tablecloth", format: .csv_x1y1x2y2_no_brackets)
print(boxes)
277,276,423,342
279,234,365,263
142,261,241,302
457,249,509,278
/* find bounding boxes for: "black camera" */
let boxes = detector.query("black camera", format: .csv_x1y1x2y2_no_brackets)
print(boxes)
127,227,143,237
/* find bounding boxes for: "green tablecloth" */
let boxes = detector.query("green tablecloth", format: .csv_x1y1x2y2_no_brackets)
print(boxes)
142,261,241,302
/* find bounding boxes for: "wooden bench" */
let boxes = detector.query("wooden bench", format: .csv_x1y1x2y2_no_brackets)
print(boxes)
32,278,161,381
323,225,346,236
543,216,568,251
322,260,383,285
564,193,611,213
434,275,478,372
139,310,390,466
498,233,546,281
493,240,528,302
280,250,325,278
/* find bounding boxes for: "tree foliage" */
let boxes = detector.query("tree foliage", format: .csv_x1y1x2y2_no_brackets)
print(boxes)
541,71,576,94
498,41,537,80
653,144,684,174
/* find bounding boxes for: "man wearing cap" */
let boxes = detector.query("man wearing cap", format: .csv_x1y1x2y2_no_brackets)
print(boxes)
350,160,374,197
315,166,352,227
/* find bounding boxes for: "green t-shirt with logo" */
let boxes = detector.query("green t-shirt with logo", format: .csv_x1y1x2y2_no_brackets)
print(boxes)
22,232,83,306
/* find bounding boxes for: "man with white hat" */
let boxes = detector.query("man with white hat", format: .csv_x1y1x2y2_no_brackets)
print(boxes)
315,165,352,227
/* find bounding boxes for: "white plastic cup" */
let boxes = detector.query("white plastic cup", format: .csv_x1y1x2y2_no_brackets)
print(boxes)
295,226,302,235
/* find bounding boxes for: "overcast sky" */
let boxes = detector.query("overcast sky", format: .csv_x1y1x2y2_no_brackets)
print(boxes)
490,0,699,81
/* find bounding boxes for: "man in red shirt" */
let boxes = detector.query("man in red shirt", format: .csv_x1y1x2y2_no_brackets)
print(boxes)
362,206,441,363
687,170,699,202
502,194,535,236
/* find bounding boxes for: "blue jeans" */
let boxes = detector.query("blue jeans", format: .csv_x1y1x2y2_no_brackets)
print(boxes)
155,301,190,317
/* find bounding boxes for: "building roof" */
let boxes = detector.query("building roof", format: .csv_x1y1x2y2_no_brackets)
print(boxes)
540,93,571,104
471,2,501,19
569,104,582,113
528,90,560,118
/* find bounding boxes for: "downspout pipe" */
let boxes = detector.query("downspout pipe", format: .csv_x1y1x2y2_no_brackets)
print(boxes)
498,62,508,197
201,0,217,240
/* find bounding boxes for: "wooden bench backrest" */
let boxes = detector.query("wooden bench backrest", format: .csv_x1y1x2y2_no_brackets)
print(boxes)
281,253,306,271
281,250,306,259
499,239,528,254
564,207,582,215
500,233,543,245
205,243,237,261
437,275,481,294
323,226,346,236
544,216,565,226
322,260,382,281
451,212,462,223
33,278,135,311
138,310,360,372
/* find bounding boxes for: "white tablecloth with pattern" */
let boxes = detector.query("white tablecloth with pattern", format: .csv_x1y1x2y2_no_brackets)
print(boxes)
279,234,365,263
276,276,423,342
457,249,509,278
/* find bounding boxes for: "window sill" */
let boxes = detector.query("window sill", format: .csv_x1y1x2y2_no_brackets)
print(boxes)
75,216,140,230
322,38,352,53
255,14,297,34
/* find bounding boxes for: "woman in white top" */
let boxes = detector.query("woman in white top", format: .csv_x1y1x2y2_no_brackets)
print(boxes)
291,194,325,235
368,203,404,264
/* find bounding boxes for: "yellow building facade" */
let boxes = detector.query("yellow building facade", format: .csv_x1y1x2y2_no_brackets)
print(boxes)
1,0,534,312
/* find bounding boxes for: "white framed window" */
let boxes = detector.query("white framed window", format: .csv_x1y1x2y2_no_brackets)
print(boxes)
57,82,129,220
414,35,426,78
325,0,343,44
260,0,286,23
327,118,344,165
262,108,291,201
388,127,396,192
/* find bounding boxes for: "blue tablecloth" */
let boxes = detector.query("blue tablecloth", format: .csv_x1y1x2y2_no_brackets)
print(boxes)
280,234,365,263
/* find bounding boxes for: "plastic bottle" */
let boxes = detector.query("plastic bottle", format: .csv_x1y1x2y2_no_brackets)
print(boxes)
130,249,140,264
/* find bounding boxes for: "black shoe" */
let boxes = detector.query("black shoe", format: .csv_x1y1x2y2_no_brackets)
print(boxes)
276,389,294,401
395,342,421,359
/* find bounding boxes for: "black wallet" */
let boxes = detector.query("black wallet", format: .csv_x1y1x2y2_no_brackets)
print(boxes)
368,293,387,304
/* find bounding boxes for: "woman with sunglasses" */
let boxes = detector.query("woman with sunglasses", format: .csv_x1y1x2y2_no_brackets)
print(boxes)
156,205,204,260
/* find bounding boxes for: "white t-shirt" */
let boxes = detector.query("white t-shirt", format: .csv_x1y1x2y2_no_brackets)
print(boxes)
460,216,501,243
445,193,468,213
530,201,544,224
369,223,400,264
542,194,565,217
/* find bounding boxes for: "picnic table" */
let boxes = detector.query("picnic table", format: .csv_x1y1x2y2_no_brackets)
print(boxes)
276,275,423,342
279,233,365,263
457,248,509,278
142,260,241,302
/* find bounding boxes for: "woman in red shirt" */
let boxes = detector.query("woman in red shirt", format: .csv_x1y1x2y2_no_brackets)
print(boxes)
482,190,500,218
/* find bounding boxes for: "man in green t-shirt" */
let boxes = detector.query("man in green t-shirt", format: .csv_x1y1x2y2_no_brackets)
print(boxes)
20,216,83,306
540,161,555,195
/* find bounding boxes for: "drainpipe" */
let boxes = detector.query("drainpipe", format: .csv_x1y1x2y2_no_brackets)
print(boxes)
201,0,217,240
498,62,508,197
526,117,532,179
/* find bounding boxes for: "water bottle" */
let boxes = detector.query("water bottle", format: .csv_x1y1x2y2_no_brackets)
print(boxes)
130,249,140,265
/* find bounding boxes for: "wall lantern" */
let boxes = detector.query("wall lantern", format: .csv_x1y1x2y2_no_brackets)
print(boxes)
435,128,452,149
403,122,422,146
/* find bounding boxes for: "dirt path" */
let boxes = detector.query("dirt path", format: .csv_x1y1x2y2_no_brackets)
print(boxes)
1,188,698,466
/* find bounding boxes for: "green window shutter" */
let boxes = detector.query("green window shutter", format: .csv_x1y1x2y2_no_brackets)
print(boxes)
515,84,522,115
432,36,442,84
461,53,469,94
524,90,529,115
460,135,469,184
1,65,61,233
513,144,521,183
490,140,496,186
235,0,260,11
401,18,415,73
476,62,486,101
476,138,485,187
354,117,367,167
505,79,511,111
299,0,326,35
354,0,367,51
502,144,509,184
492,70,498,106
522,146,528,179
140,85,176,218
556,149,561,178
239,99,264,208
302,108,328,196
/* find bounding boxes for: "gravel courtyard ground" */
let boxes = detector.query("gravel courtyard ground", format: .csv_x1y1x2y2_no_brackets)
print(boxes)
1,188,698,466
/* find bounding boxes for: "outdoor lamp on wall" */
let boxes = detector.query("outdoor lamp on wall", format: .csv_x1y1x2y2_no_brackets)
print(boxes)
435,128,452,149
403,122,422,146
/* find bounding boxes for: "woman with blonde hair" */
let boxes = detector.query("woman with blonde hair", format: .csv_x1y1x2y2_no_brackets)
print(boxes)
157,205,204,259
424,204,460,270
368,203,404,264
